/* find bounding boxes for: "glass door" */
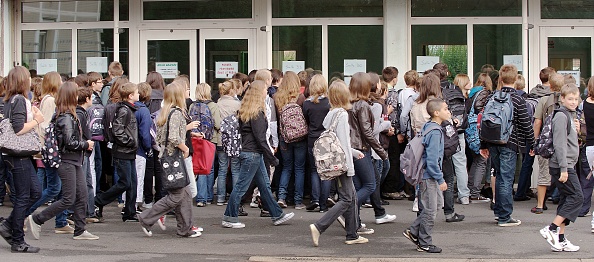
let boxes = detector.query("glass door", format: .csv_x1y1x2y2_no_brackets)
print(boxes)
140,29,198,89
200,29,255,101
540,27,594,97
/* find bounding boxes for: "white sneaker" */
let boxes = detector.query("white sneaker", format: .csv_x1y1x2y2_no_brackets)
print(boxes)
337,216,346,228
412,198,419,212
460,197,470,205
540,226,561,250
28,215,41,240
553,239,580,252
142,202,153,209
141,226,153,237
222,221,245,228
273,212,294,226
157,216,166,231
357,226,374,235
375,214,396,224
73,230,99,240
250,199,259,208
310,224,320,247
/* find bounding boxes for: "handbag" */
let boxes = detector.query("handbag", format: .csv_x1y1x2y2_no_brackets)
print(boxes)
159,108,191,191
191,137,216,174
0,95,42,156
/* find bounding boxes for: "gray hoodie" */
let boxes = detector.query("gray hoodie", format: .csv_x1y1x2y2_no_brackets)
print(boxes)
529,84,552,98
323,108,360,177
550,106,579,172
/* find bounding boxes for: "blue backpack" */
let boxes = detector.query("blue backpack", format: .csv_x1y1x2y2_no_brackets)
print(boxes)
188,101,214,141
480,91,514,145
465,91,483,154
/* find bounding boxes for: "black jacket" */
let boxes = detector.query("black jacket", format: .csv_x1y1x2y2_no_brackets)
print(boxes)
112,101,138,159
56,111,88,166
239,111,278,166
349,100,388,160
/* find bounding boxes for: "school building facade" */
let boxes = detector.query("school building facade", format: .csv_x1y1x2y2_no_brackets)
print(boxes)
1,0,593,93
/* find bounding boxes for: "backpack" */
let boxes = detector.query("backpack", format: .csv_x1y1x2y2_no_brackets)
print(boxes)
102,102,119,145
534,108,571,159
279,102,308,143
442,87,467,129
41,115,61,168
400,125,442,186
87,103,105,141
480,91,514,144
188,101,214,141
220,112,242,157
441,120,460,157
313,109,348,180
386,89,402,129
149,110,161,151
465,92,482,154
525,96,539,124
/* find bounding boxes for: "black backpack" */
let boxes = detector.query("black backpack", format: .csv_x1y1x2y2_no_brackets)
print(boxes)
386,89,401,130
441,120,460,157
102,102,119,145
442,87,467,129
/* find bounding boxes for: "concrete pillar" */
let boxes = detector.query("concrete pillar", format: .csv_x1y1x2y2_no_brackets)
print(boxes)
253,0,272,70
384,0,408,88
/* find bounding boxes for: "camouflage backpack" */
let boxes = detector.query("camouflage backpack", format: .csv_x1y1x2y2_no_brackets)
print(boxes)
313,109,347,180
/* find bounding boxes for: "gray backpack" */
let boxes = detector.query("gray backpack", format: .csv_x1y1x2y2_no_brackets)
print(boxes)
480,91,514,144
313,109,347,180
400,125,441,186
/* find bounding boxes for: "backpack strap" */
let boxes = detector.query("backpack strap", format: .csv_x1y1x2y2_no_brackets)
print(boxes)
328,108,344,132
163,108,181,150
554,108,572,136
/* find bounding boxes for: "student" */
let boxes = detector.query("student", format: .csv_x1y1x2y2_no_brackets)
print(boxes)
139,82,200,238
0,66,44,253
134,82,153,213
539,84,583,252
403,98,450,253
144,72,166,207
221,80,294,228
268,68,283,97
532,73,565,214
29,82,98,241
515,74,527,98
309,80,367,246
76,87,99,223
479,64,534,227
95,82,139,222
382,67,406,199
0,77,16,207
216,80,241,205
369,73,393,200
87,71,104,196
101,61,124,106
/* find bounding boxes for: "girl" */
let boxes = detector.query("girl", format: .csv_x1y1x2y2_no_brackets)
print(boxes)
303,74,331,212
410,73,443,134
454,74,471,98
0,66,44,253
309,80,367,246
194,83,220,207
29,82,98,241
274,71,307,209
216,80,241,206
143,72,166,208
139,81,200,238
369,73,393,200
222,80,294,228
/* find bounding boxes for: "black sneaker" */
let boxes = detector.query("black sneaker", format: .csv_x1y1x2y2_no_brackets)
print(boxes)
417,245,442,253
260,210,271,217
96,205,104,219
402,229,419,246
381,200,390,205
445,213,465,222
11,242,40,253
238,206,248,216
306,202,319,211
136,207,143,214
123,215,139,222
0,217,13,245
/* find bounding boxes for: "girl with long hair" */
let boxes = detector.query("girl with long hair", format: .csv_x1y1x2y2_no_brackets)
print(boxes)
222,80,294,228
410,73,442,134
28,82,98,241
216,80,241,205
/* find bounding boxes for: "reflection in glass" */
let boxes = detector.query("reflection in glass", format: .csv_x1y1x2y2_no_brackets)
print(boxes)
148,40,190,84
411,0,521,17
412,25,467,80
542,0,594,19
473,25,521,81
144,0,251,20
328,26,383,81
22,1,128,23
22,30,72,76
204,39,248,100
273,26,322,73
272,0,382,18
77,29,129,78
548,37,591,97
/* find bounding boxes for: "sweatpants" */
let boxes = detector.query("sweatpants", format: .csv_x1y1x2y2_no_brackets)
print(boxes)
138,186,193,236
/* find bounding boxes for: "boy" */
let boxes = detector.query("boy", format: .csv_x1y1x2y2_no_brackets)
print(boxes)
540,84,583,252
403,99,450,253
95,82,139,222
101,61,124,106
76,87,99,223
134,83,153,213
87,71,104,195
479,64,534,227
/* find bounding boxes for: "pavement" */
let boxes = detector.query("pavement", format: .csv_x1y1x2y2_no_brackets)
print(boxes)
1,196,594,261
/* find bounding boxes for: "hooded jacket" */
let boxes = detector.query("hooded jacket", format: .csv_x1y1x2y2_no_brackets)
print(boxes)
134,101,153,158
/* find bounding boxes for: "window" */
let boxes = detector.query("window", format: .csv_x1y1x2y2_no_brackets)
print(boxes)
411,0,521,17
143,0,251,20
541,0,594,19
272,26,322,72
412,25,467,79
22,1,128,23
328,26,383,80
22,30,72,76
77,28,129,77
272,0,382,18
473,24,522,80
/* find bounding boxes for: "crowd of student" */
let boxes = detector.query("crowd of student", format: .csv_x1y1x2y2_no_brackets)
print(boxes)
0,60,590,254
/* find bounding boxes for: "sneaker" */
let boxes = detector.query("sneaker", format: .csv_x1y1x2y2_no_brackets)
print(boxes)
11,242,40,253
306,202,319,211
513,195,531,201
238,205,248,216
381,200,390,205
277,199,288,208
402,229,419,246
216,202,226,206
27,215,41,240
337,216,346,228
362,203,373,208
55,225,75,234
196,202,205,207
417,245,442,253
295,203,306,210
498,218,521,227
531,207,544,214
470,196,491,202
122,215,140,222
310,224,320,247
118,203,125,208
85,217,100,224
192,226,204,232
273,212,294,226
445,213,465,223
0,218,13,245
141,225,153,237
591,226,594,233
136,207,143,214
142,202,153,209
553,239,580,252
250,198,259,208
540,226,561,250
180,231,201,238
459,197,470,205
73,230,99,240
382,192,403,200
96,205,104,219
206,201,212,205
326,198,336,207
222,221,245,228
345,236,368,245
157,216,166,230
412,198,419,212
375,214,396,224
260,210,271,217
357,226,374,235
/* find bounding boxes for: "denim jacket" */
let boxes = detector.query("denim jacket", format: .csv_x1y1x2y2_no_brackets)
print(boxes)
421,121,445,184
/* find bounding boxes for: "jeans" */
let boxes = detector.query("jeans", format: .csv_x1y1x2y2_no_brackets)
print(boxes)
452,134,470,199
27,164,67,228
135,155,147,204
489,145,517,222
84,156,95,217
0,154,15,204
144,153,164,204
468,153,488,198
409,178,439,247
216,151,240,203
278,140,307,204
442,156,455,216
313,173,359,241
34,162,88,236
3,156,41,245
36,166,47,192
196,152,217,203
515,153,534,199
223,152,286,223
95,158,137,219
91,141,102,194
352,150,385,218
308,147,330,209
373,158,390,185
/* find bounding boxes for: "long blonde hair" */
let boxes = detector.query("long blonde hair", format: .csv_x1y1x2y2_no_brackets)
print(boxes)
328,80,352,110
274,71,300,111
239,80,267,123
157,81,187,127
308,74,328,104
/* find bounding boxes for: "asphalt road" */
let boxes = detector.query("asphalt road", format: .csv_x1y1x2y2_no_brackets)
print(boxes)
1,196,594,261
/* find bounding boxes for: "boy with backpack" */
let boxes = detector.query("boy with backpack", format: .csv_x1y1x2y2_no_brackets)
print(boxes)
479,64,534,227
532,73,565,214
402,99,450,253
87,72,104,195
539,84,583,252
